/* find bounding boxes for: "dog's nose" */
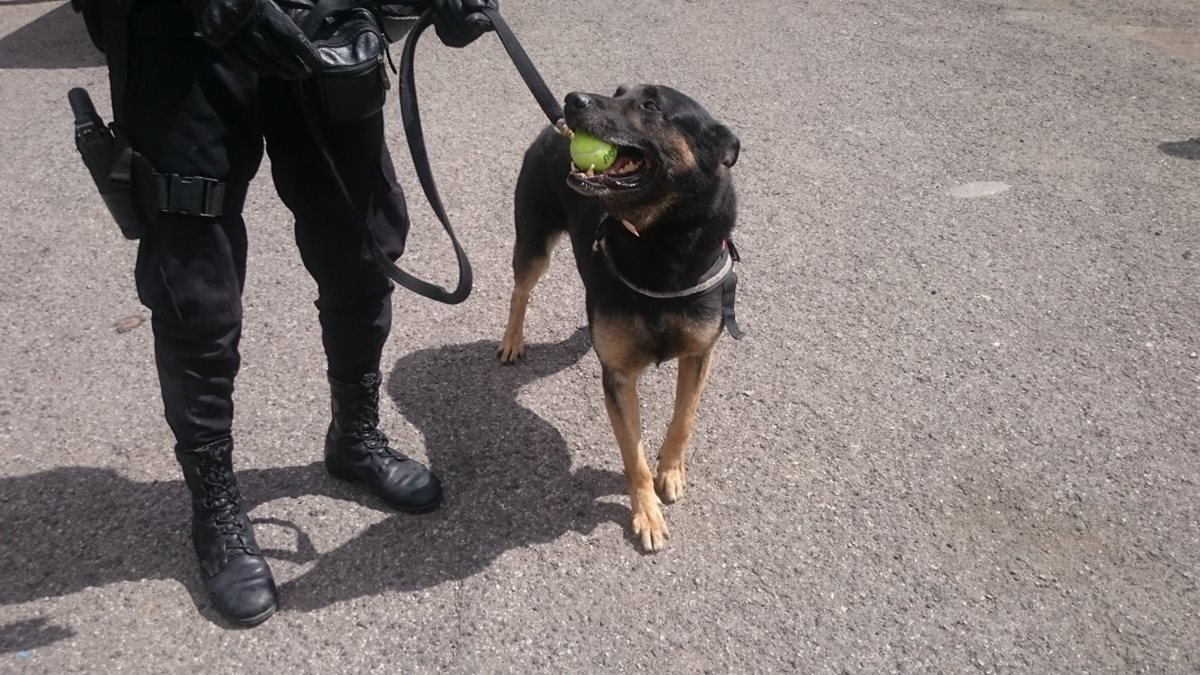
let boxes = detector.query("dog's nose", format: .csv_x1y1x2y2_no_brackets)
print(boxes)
565,92,593,112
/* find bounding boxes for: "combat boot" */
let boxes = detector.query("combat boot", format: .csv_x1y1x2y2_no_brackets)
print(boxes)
324,372,442,512
175,439,278,626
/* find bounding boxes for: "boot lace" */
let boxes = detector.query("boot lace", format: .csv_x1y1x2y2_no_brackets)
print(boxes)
351,376,407,465
197,456,253,554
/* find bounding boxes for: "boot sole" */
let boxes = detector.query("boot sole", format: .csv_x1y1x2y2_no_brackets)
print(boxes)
226,602,278,628
325,458,443,514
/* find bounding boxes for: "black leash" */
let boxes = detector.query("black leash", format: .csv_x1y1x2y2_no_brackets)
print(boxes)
386,6,566,304
304,5,567,305
474,6,565,129
387,8,475,304
298,6,565,305
294,7,478,305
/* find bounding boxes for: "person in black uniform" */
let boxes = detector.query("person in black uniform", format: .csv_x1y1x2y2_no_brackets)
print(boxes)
72,0,495,626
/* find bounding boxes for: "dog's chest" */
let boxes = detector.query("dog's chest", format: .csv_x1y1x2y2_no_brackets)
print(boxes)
592,309,722,370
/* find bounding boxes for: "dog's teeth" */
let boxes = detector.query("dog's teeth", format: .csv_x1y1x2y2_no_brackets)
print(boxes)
586,165,596,177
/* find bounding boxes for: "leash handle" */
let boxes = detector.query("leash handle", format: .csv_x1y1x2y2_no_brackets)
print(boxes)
477,6,565,128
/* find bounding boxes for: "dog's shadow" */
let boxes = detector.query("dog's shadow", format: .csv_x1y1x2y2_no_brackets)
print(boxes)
276,327,627,610
0,329,625,625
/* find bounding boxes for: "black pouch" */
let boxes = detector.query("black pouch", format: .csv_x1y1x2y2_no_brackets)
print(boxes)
69,87,152,240
289,0,391,126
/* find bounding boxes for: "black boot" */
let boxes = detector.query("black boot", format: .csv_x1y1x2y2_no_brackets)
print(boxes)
325,372,443,512
176,439,279,626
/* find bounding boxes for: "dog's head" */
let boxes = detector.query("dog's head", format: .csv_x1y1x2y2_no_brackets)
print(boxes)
562,85,739,218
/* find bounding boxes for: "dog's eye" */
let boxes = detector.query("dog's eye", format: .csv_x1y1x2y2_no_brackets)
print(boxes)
641,100,661,113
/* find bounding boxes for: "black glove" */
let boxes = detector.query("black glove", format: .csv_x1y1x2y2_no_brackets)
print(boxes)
431,0,496,48
193,0,322,79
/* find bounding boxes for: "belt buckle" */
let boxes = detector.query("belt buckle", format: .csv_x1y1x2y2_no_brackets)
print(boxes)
159,174,224,217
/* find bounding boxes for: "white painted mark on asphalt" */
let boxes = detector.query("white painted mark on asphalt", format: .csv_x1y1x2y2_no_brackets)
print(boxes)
949,181,1011,198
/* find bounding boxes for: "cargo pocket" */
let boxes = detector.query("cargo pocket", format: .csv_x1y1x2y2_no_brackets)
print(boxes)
134,223,243,335
368,185,410,262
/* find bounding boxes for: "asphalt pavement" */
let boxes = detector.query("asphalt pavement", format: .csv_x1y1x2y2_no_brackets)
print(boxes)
0,0,1197,672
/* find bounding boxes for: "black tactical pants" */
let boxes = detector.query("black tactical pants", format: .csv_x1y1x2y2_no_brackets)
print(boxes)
121,33,410,450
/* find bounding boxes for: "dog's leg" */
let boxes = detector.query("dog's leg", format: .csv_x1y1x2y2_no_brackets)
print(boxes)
601,364,668,552
656,349,715,503
499,231,562,364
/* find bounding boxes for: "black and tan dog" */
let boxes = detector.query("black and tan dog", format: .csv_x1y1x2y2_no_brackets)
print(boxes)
497,85,741,551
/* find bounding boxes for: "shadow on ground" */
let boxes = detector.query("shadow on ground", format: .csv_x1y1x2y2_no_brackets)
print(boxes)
280,328,626,610
1158,138,1200,160
0,330,622,635
0,618,74,655
0,2,104,70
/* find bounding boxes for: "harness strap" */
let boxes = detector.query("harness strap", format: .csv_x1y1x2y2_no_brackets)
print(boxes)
595,235,745,340
721,270,744,339
597,237,733,299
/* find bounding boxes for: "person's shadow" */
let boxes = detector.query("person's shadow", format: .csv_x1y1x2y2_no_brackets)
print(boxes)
0,2,105,70
0,329,624,631
279,327,626,610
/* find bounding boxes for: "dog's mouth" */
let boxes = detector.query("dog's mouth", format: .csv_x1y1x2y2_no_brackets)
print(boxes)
567,141,654,194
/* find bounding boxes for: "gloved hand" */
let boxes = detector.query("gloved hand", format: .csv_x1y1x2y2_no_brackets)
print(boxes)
193,0,322,79
431,0,496,48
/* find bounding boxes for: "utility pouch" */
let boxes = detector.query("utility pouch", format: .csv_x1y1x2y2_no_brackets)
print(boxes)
70,87,150,240
289,0,391,126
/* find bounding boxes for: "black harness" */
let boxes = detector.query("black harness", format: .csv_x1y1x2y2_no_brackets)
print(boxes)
593,223,744,340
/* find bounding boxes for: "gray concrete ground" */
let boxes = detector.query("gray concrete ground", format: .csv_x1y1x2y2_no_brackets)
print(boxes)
1,0,1198,672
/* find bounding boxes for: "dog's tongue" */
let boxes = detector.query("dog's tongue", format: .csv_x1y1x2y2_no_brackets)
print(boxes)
605,153,636,175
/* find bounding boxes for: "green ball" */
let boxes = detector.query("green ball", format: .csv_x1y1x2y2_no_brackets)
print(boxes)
570,131,618,172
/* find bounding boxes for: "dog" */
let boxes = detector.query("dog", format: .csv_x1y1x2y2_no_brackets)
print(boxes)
497,84,741,552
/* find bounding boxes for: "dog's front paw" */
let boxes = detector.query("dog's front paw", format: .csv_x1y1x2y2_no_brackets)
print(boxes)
655,465,687,503
631,495,670,552
497,333,524,364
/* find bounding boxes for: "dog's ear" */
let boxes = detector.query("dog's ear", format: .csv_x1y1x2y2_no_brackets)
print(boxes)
613,84,633,97
708,123,740,168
